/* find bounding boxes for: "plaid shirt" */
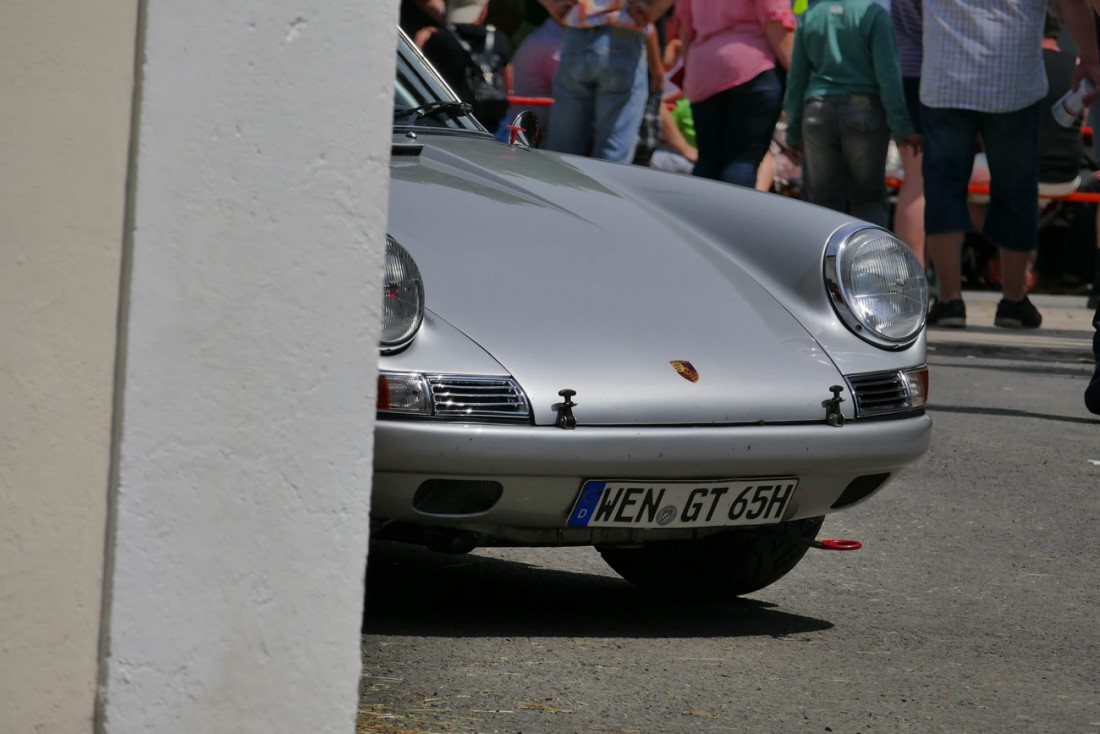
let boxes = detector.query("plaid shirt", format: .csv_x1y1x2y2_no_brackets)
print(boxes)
920,0,1048,113
632,91,663,165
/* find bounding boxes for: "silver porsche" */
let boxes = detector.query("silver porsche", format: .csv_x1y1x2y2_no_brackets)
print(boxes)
374,30,931,600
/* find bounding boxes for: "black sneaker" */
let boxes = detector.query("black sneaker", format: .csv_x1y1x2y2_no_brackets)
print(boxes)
994,296,1042,329
928,298,966,328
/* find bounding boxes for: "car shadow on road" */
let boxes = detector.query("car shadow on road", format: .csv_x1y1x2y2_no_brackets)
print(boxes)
929,350,1095,378
362,541,833,639
928,403,1100,425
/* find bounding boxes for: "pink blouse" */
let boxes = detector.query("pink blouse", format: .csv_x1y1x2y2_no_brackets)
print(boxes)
675,0,795,103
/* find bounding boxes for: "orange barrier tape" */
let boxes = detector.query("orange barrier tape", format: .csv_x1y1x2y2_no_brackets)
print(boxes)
888,176,1100,203
966,183,1100,203
508,95,679,110
507,96,553,107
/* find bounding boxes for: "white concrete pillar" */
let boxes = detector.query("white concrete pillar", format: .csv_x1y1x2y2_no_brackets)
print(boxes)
1,0,393,731
99,2,393,732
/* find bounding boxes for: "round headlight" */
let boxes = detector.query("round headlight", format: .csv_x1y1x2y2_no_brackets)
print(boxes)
825,224,927,347
381,236,425,353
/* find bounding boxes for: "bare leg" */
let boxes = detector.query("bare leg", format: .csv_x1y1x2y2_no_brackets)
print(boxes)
999,249,1032,302
927,232,965,302
756,149,775,192
894,147,925,265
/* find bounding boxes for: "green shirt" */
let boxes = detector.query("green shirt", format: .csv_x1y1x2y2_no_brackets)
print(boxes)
670,98,696,149
783,0,913,146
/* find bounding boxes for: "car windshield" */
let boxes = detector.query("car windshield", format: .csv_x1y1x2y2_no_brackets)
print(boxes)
394,30,485,134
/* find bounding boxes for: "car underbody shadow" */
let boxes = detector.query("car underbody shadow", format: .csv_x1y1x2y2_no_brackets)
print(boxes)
362,540,833,639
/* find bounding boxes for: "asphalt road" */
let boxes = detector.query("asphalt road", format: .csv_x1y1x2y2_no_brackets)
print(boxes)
360,333,1100,734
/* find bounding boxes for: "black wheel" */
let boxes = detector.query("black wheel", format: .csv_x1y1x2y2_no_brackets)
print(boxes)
598,516,825,600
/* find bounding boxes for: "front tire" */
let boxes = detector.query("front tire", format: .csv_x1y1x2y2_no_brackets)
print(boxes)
598,516,825,600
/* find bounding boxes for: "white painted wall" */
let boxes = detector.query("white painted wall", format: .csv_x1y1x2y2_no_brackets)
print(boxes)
1,0,393,731
0,2,136,730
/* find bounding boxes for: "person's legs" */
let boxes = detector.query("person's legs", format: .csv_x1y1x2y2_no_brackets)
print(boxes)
838,95,891,227
718,69,783,188
690,93,727,181
631,90,662,166
895,77,926,263
1090,199,1100,303
922,105,980,307
998,251,1033,302
590,27,647,163
927,232,965,301
803,97,849,214
1090,80,1100,164
756,148,775,191
1087,299,1100,414
895,146,925,264
1091,209,1100,309
1095,301,1100,365
546,28,597,156
692,70,782,188
980,102,1041,303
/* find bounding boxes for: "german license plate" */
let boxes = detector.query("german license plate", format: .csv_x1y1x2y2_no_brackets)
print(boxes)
567,479,798,529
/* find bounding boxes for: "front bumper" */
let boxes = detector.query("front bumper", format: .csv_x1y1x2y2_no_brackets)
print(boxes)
371,415,931,544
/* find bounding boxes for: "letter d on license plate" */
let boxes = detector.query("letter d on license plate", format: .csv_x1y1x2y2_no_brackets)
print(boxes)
567,478,798,529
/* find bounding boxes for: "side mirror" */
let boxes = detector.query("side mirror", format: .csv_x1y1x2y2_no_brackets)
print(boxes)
508,110,543,149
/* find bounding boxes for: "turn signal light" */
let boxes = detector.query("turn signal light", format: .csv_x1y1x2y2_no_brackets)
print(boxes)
377,372,431,414
902,366,929,409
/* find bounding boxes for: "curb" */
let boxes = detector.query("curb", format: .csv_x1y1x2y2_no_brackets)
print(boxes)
925,291,1096,361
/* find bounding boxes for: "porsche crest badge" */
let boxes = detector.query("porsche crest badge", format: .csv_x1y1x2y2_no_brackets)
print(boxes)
669,360,699,383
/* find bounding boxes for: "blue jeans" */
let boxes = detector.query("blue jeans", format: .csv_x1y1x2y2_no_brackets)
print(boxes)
802,94,891,227
547,26,647,163
921,102,1041,252
690,68,783,188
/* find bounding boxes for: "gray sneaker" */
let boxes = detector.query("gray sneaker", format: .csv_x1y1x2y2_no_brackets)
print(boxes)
994,296,1042,329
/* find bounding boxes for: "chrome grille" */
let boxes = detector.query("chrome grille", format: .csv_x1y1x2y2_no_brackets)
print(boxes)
846,371,910,417
426,375,531,420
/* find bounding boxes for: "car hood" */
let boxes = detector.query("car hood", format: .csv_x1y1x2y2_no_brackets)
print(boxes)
387,133,848,426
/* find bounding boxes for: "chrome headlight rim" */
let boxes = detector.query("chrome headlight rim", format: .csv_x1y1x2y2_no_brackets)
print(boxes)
381,235,425,354
824,223,928,350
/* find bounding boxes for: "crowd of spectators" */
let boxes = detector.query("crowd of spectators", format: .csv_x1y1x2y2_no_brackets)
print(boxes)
401,0,1100,414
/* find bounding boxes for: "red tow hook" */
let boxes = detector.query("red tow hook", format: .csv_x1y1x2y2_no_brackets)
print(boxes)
809,538,862,551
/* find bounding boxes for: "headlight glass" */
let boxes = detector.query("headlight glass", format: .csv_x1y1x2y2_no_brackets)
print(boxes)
826,225,927,347
381,236,425,353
